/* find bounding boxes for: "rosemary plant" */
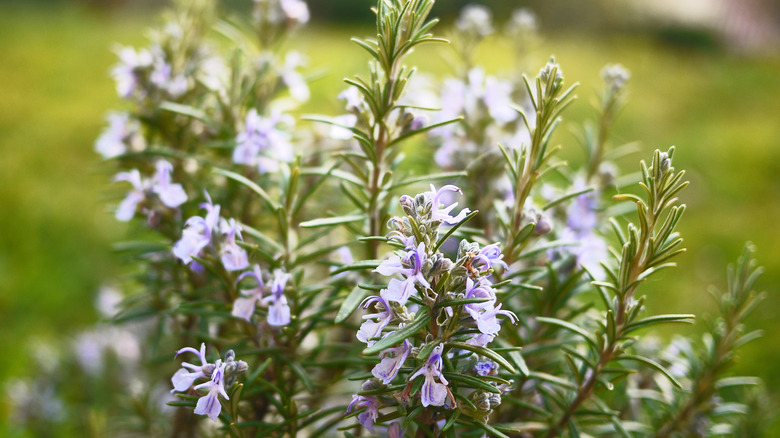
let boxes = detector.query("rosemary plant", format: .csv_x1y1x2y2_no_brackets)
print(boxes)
6,1,773,437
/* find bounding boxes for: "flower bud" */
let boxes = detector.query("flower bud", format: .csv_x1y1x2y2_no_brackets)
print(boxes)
400,195,415,216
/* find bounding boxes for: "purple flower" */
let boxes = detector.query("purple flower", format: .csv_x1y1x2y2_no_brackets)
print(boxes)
474,244,508,273
193,359,229,422
372,339,411,384
261,270,292,326
468,303,518,336
114,169,146,221
466,333,495,347
219,219,249,272
475,361,496,376
387,422,406,438
374,242,430,301
426,184,470,225
234,109,294,173
280,0,310,25
409,344,449,407
346,394,380,433
173,193,221,265
484,76,516,124
281,51,309,102
339,86,363,112
171,343,209,393
464,277,496,314
152,160,188,208
95,112,142,159
111,46,152,99
232,265,265,321
357,291,395,346
114,161,187,221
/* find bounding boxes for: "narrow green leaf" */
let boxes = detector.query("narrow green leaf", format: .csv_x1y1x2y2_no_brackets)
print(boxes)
300,215,366,228
536,316,600,351
617,354,682,389
433,210,479,252
213,167,280,210
363,311,431,355
623,314,695,335
444,342,516,374
508,351,530,377
330,259,382,275
336,286,369,324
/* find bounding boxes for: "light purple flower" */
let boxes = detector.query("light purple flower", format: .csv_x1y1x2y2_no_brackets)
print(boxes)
468,303,518,336
372,339,411,384
280,0,310,27
466,333,495,347
328,114,357,140
232,265,265,321
339,86,363,112
374,242,430,300
111,46,153,99
171,343,209,393
281,51,310,102
464,277,496,314
152,160,188,208
456,4,493,37
114,169,146,221
387,422,406,438
409,344,449,407
346,394,380,433
330,246,355,279
484,76,516,124
173,193,221,265
357,292,394,346
426,184,470,225
474,244,508,273
219,219,249,272
193,359,229,422
234,109,294,173
95,112,141,159
149,46,189,98
475,361,496,376
261,270,292,326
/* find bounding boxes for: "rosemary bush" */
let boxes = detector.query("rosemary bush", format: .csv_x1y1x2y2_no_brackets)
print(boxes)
6,1,772,437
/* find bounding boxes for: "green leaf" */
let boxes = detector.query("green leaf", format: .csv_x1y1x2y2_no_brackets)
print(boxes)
330,259,382,275
465,421,511,438
536,316,600,351
280,357,314,393
616,354,682,389
213,167,280,211
443,372,500,393
388,117,463,147
159,101,212,124
300,215,366,228
387,171,467,191
508,351,530,377
444,342,516,374
433,210,479,252
623,314,695,334
433,297,490,309
363,311,431,355
335,286,369,324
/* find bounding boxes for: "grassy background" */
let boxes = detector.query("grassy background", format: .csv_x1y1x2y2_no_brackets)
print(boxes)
1,1,778,433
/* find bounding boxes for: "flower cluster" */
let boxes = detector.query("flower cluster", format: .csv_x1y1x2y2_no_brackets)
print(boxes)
114,160,188,221
232,266,292,326
233,109,295,173
173,193,248,272
171,344,247,421
350,185,517,430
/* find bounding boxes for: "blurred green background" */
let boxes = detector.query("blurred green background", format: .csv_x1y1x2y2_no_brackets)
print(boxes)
1,0,778,434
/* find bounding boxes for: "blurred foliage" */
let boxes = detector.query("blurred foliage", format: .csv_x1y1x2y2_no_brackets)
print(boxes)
1,0,779,435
